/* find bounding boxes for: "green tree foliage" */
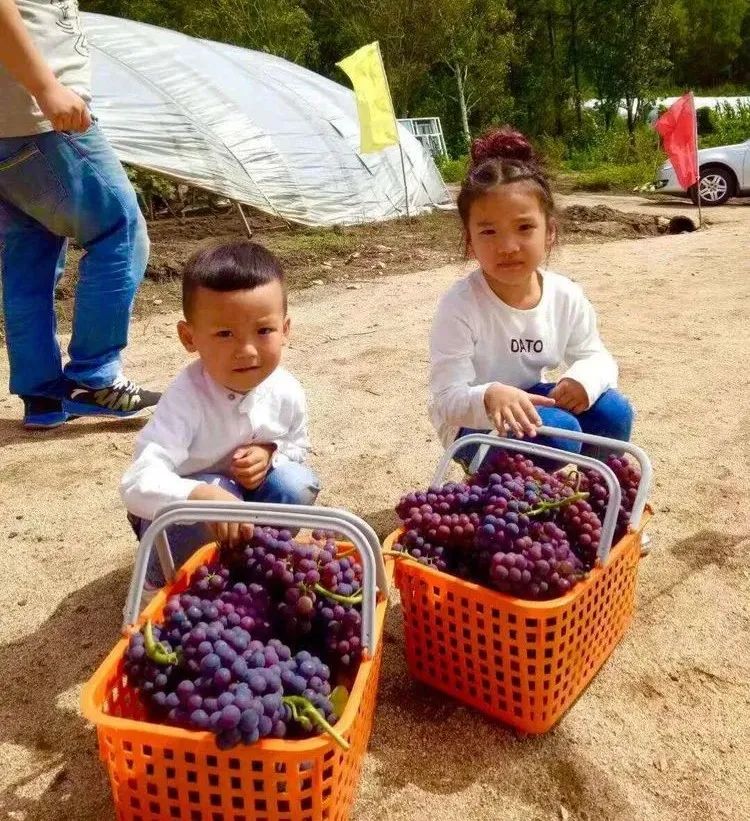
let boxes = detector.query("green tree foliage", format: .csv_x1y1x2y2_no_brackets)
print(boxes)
580,0,672,136
81,0,750,156
671,0,750,86
82,0,317,64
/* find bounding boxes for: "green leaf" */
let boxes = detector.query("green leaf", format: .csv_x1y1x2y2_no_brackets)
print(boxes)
330,685,349,719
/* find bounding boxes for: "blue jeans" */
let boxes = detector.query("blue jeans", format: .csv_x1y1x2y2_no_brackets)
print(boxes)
0,123,149,398
456,383,634,468
129,463,322,586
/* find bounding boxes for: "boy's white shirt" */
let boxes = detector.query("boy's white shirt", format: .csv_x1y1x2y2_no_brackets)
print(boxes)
429,268,618,447
120,361,310,520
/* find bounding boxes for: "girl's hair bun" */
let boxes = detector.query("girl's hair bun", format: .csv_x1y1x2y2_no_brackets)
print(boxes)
470,127,537,166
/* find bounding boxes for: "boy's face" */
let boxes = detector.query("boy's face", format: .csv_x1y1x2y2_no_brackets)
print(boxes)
177,282,290,393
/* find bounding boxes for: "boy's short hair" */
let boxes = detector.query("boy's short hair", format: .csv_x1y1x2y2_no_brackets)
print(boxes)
182,240,287,318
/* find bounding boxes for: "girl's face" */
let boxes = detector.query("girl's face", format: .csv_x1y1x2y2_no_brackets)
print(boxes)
465,184,555,291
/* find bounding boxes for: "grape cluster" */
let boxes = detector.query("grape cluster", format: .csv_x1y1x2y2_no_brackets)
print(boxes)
394,450,641,599
566,454,641,544
220,528,364,668
125,529,364,749
126,625,339,749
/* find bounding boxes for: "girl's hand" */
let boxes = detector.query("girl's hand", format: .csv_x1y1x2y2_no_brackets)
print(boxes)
188,483,254,546
550,378,589,414
484,383,556,438
231,444,275,491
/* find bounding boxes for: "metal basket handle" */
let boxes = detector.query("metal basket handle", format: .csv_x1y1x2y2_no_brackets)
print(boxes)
431,432,624,563
124,501,387,657
459,425,652,529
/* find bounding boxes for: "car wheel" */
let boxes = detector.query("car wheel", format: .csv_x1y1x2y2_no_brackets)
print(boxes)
691,165,734,206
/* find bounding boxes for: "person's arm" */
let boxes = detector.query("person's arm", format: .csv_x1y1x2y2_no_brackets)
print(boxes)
230,381,310,490
119,385,205,520
429,299,495,431
429,294,555,437
0,0,91,131
558,287,618,410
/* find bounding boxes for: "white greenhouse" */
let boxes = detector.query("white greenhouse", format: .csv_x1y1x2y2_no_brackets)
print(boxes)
82,13,451,226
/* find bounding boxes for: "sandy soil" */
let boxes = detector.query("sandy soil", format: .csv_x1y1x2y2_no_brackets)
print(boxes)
0,193,748,821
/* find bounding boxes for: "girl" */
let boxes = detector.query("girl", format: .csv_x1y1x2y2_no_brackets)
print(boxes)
429,127,633,465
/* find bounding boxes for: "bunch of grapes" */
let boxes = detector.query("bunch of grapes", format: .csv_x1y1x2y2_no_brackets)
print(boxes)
125,524,365,749
394,448,640,600
220,528,363,658
562,454,641,544
314,600,363,668
602,455,641,541
470,450,548,487
125,617,342,750
392,528,452,571
557,498,602,570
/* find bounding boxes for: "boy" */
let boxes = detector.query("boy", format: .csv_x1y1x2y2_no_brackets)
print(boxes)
121,240,320,583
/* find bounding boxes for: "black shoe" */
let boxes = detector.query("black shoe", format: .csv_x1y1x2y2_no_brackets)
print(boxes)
22,395,69,429
63,376,161,418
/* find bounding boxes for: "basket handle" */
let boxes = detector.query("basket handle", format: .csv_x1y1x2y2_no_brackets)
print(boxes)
460,425,652,530
431,431,624,563
123,501,388,657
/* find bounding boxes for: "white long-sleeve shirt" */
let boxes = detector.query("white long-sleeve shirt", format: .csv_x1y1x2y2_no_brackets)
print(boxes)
429,268,618,446
121,361,310,520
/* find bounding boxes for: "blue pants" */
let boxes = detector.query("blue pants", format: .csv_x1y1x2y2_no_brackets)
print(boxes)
0,124,149,398
129,463,321,586
456,383,633,468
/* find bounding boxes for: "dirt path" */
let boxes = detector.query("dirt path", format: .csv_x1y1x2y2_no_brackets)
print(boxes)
0,194,748,821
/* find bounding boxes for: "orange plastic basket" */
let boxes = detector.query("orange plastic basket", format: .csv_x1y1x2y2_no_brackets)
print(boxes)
81,503,392,821
386,429,653,734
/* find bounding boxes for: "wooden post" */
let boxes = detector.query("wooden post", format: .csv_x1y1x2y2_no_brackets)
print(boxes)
235,202,253,238
376,42,409,217
691,92,703,229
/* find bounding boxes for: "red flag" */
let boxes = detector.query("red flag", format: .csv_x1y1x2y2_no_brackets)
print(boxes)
654,93,699,188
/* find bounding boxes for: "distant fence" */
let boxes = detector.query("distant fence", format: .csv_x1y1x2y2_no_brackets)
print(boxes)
398,117,448,158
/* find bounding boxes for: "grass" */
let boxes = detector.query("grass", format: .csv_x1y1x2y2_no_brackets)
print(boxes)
555,162,659,193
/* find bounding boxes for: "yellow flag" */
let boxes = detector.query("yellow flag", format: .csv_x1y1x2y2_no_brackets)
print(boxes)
336,42,399,153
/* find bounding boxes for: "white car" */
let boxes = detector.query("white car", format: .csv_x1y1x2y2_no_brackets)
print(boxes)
653,139,750,205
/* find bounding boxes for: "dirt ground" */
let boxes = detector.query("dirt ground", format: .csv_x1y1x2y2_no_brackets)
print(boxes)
0,192,749,821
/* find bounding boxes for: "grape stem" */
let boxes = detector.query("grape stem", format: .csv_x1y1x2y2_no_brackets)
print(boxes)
283,696,350,750
556,465,583,492
313,583,363,606
527,491,589,517
143,620,178,665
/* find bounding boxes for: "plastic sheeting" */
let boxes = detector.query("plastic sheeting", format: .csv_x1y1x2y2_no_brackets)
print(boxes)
82,13,451,226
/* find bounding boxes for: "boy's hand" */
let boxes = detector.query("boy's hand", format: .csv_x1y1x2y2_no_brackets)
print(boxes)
188,483,253,546
484,383,556,438
231,444,275,491
550,378,589,414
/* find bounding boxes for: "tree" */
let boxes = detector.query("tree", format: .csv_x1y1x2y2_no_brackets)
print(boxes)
566,0,584,128
184,0,317,65
433,0,514,146
304,0,444,116
82,0,317,65
581,0,671,137
670,0,750,86
732,6,750,82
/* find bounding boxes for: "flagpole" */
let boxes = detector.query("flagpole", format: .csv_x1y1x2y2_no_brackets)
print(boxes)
691,91,703,229
376,42,410,218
